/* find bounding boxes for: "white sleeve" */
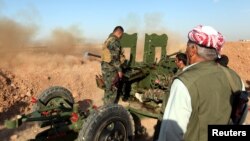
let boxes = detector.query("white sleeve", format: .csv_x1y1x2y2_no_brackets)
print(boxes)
158,79,192,141
241,79,246,91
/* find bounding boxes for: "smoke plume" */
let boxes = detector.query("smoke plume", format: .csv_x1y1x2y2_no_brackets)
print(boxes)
47,25,85,54
0,17,37,49
119,13,186,61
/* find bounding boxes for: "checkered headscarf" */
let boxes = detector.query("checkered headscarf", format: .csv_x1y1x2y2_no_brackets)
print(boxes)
188,25,225,52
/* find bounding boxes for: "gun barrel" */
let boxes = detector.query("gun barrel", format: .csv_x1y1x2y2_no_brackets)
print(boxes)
85,52,101,58
166,52,180,58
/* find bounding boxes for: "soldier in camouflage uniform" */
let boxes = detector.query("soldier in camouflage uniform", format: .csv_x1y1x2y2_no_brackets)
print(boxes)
101,26,126,105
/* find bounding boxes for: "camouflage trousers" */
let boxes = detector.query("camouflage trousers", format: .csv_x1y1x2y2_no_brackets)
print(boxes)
141,89,165,103
101,62,119,105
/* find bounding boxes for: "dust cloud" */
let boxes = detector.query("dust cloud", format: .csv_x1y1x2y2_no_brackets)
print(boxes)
120,13,186,61
0,15,101,70
143,13,186,54
47,26,85,54
0,16,39,69
0,9,103,132
0,17,37,49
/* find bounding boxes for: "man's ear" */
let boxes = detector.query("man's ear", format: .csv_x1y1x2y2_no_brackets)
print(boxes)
189,44,198,57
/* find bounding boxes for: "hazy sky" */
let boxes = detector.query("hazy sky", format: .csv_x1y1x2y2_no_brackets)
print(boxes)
1,0,250,41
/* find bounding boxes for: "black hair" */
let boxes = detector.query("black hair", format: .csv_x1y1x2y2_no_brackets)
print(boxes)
176,53,187,65
216,54,229,67
113,26,124,32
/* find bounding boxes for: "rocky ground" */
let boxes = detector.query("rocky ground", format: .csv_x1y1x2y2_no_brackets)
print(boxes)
0,41,249,141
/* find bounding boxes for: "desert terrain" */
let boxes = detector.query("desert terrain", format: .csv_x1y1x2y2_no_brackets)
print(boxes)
0,40,249,141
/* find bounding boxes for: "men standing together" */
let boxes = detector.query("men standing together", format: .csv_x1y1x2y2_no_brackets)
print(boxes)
158,25,246,141
100,25,247,141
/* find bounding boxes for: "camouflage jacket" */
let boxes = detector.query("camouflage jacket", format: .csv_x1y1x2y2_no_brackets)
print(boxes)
154,73,173,89
101,34,125,72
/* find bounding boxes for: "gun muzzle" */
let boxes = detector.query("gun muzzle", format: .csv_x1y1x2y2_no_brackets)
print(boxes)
166,51,180,58
84,52,101,59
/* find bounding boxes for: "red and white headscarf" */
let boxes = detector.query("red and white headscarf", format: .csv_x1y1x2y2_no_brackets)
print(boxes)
188,25,225,52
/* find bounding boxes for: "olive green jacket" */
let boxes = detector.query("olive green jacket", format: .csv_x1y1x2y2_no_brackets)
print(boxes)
178,61,242,141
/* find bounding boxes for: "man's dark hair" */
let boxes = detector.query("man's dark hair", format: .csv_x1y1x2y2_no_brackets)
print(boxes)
176,53,187,65
113,26,124,32
216,54,229,67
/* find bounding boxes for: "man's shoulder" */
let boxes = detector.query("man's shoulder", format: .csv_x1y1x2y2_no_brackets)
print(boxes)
223,66,242,87
219,65,241,80
106,34,118,43
227,67,240,77
176,63,200,78
175,62,217,87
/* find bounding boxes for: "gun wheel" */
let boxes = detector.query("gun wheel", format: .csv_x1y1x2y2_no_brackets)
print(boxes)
77,104,135,141
32,86,74,128
33,86,74,111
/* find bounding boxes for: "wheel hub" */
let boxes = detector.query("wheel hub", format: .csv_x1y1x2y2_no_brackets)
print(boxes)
98,120,127,141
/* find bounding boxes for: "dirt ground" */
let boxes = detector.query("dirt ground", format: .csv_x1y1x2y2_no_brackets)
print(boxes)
0,41,249,141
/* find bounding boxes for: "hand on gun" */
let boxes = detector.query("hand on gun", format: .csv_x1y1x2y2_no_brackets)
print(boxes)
155,79,160,84
118,71,123,78
112,72,123,88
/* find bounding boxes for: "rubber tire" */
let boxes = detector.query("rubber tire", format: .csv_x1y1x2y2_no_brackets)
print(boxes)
33,86,74,111
77,104,135,141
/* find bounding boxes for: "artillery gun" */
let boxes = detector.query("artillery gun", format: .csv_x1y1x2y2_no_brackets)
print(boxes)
4,33,178,141
94,33,178,138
